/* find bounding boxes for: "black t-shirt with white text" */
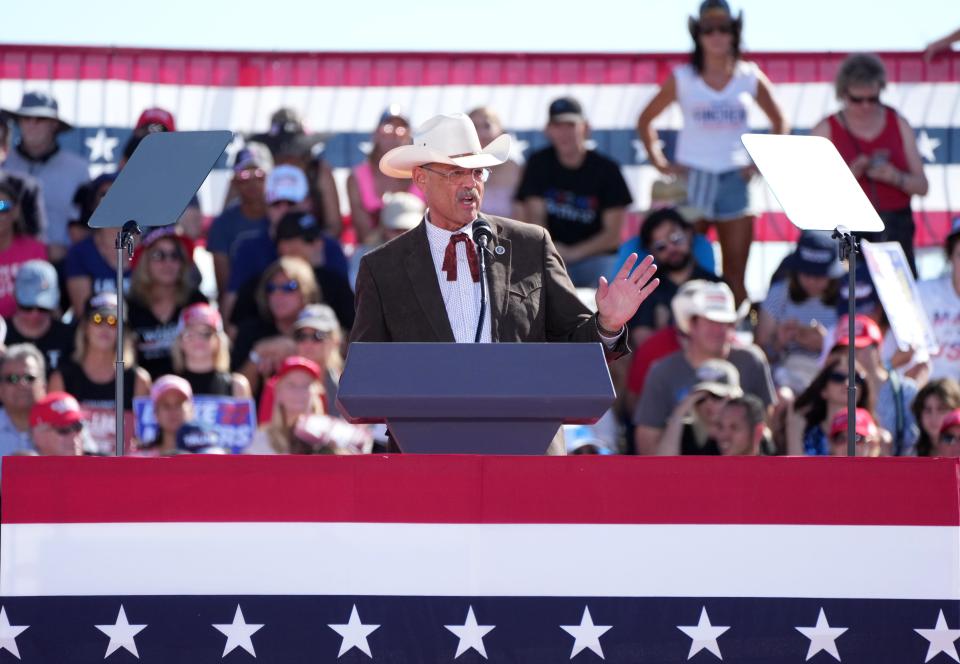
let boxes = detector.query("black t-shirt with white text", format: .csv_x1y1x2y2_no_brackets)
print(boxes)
516,147,632,247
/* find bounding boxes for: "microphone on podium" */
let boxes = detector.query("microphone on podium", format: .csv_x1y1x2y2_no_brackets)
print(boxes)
472,219,494,342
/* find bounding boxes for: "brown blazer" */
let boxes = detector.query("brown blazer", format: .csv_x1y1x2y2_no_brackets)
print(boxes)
350,214,629,359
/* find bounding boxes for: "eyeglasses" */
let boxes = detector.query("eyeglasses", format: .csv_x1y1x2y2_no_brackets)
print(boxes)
91,312,118,327
0,200,12,213
651,231,688,253
236,168,266,181
294,329,330,343
940,433,960,445
846,93,881,105
827,371,865,386
700,23,733,35
53,422,83,436
266,280,300,295
18,305,51,314
1,373,39,385
421,165,491,184
149,249,182,263
183,329,215,341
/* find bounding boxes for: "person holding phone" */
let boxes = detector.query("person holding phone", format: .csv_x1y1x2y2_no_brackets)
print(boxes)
811,53,928,274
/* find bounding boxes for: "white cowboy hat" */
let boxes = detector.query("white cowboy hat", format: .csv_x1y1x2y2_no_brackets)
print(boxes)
379,112,511,179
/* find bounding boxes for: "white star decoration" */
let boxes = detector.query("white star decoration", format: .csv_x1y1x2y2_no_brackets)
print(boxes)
328,604,380,658
916,130,941,163
445,606,495,659
677,607,730,660
560,606,612,659
0,607,29,660
508,135,529,165
795,608,848,661
915,609,960,663
95,605,147,659
212,605,264,658
85,128,119,163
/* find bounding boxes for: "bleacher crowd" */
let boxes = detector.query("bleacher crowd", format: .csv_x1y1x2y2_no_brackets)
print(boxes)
1,0,959,462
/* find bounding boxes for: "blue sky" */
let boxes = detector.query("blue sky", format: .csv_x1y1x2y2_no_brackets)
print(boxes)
4,0,955,53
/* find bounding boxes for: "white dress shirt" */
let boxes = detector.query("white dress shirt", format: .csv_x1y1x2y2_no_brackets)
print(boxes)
424,214,492,343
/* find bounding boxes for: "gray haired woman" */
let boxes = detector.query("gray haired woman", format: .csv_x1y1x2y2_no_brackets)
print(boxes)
811,53,928,274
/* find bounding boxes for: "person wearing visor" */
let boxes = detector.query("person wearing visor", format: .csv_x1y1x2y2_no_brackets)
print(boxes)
933,408,960,458
49,292,151,415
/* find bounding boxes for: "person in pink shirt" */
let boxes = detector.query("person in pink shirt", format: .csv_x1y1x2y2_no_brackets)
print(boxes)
0,181,46,318
346,108,424,246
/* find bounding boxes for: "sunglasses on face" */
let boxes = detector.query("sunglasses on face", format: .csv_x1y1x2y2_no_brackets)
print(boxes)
236,168,265,181
1,373,39,385
183,329,215,341
846,92,881,105
53,422,83,436
940,433,960,445
91,312,118,327
294,329,330,343
700,23,733,35
379,123,409,137
149,249,182,263
266,280,300,295
651,231,688,253
827,371,865,386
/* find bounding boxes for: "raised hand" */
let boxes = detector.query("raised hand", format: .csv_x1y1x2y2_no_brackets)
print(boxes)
595,253,659,332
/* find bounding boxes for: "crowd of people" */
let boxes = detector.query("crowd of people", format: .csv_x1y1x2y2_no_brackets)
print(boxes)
0,0,958,463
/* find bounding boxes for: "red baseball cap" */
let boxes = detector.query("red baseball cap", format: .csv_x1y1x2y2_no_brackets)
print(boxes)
939,408,960,434
178,303,223,333
29,392,85,428
135,107,176,133
130,227,195,270
833,314,883,349
830,408,878,439
275,356,321,382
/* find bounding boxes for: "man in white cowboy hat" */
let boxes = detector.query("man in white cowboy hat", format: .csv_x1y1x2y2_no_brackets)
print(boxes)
351,112,658,359
3,91,89,261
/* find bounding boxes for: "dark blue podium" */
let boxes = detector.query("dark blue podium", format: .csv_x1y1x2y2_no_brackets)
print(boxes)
337,343,614,454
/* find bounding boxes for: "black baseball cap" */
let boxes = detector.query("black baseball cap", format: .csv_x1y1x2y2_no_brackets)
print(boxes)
548,97,584,123
275,212,321,243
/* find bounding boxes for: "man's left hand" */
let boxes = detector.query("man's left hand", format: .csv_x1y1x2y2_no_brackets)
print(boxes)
595,253,659,332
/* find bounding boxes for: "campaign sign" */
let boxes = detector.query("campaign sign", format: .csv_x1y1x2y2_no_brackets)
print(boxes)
134,396,257,453
82,406,135,455
861,240,939,356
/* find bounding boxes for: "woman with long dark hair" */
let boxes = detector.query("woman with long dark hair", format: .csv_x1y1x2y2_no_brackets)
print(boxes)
786,357,875,455
0,181,46,317
636,0,787,304
911,378,960,457
126,228,206,379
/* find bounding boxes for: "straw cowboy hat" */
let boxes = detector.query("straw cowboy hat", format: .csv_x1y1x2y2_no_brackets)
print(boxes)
379,112,511,179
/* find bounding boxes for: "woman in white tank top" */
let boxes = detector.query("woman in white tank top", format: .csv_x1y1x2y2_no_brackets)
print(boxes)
637,0,788,306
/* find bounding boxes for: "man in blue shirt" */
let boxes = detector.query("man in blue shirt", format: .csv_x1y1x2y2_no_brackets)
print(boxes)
0,344,47,471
